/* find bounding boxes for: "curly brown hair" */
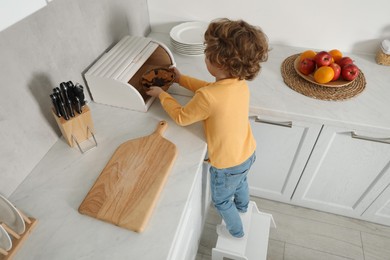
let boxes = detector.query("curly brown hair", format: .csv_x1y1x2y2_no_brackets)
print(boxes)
204,18,269,80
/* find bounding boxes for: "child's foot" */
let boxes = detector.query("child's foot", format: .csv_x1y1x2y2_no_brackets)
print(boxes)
238,210,247,216
216,224,244,240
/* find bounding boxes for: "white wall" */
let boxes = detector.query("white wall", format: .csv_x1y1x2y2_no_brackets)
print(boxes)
148,0,390,54
0,0,150,197
0,0,46,31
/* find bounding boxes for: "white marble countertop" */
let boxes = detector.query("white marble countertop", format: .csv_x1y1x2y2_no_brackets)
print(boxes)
8,31,390,259
9,95,207,260
151,32,390,133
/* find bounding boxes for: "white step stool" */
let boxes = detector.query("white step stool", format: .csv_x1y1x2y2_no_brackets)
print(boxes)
212,201,276,260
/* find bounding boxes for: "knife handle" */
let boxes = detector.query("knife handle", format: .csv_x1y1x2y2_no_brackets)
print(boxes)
61,103,69,120
60,82,70,102
50,94,61,117
66,81,75,103
53,92,64,117
75,96,82,114
74,83,85,106
54,87,64,103
67,99,75,117
60,83,69,101
60,82,76,118
59,100,69,120
66,81,75,88
60,82,67,92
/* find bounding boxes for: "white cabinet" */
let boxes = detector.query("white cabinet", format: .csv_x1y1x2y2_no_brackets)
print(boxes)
248,115,390,225
168,161,210,260
248,115,322,203
362,185,390,226
292,125,390,219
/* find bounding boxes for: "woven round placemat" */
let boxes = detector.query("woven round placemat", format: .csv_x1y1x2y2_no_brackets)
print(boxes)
281,54,366,101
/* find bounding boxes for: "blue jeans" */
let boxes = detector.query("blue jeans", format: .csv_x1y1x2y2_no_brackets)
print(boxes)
210,152,256,237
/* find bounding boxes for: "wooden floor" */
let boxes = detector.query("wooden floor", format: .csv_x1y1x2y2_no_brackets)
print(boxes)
196,196,390,260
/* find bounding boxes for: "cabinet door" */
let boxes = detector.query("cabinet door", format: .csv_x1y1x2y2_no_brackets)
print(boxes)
248,115,322,203
168,163,205,260
362,185,390,226
292,125,390,218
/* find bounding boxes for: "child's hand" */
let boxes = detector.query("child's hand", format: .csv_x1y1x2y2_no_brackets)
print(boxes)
145,86,164,97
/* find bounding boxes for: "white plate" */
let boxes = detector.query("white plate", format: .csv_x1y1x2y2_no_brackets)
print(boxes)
171,40,205,55
171,46,205,53
171,41,205,51
170,21,208,45
0,194,25,235
0,225,12,251
173,48,205,56
170,37,205,47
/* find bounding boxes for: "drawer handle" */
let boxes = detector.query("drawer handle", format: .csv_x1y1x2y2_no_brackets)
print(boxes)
250,116,292,128
351,131,390,144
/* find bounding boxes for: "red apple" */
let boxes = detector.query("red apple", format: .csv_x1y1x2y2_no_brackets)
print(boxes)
341,64,360,81
299,58,316,75
336,57,353,68
314,51,332,67
328,63,341,81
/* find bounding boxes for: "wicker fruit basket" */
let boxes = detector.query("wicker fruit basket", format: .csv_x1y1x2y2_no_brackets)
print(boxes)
281,54,366,101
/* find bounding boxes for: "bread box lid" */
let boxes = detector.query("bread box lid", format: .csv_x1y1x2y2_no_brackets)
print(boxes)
84,35,175,112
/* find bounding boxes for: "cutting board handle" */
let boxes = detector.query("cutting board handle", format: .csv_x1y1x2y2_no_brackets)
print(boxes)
155,120,168,136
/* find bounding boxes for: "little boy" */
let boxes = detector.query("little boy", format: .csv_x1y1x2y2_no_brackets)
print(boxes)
146,18,269,238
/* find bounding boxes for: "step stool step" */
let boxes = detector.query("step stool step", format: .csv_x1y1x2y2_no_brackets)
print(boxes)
212,201,275,260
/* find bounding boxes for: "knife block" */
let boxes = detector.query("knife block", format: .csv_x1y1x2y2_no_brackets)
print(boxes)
52,105,97,153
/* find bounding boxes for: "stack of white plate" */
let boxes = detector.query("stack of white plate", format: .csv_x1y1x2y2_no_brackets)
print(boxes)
170,21,208,56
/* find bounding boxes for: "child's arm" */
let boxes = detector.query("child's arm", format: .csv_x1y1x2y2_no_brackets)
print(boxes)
179,75,210,93
158,90,210,126
172,67,209,93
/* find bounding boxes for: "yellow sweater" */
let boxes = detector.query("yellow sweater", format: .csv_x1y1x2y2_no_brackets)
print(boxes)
158,75,256,169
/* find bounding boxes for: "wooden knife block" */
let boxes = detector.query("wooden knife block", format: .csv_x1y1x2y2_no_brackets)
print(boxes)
52,105,95,149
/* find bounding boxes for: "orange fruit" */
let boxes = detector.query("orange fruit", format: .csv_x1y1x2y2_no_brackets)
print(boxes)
314,66,334,84
329,49,343,62
299,50,317,61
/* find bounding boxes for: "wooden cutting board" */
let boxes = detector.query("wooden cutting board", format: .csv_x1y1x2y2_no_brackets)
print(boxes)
78,120,177,232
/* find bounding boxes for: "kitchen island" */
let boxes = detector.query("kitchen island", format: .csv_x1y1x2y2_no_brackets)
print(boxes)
8,95,208,260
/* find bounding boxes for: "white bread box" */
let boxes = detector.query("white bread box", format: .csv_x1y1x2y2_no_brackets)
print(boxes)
84,35,175,112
